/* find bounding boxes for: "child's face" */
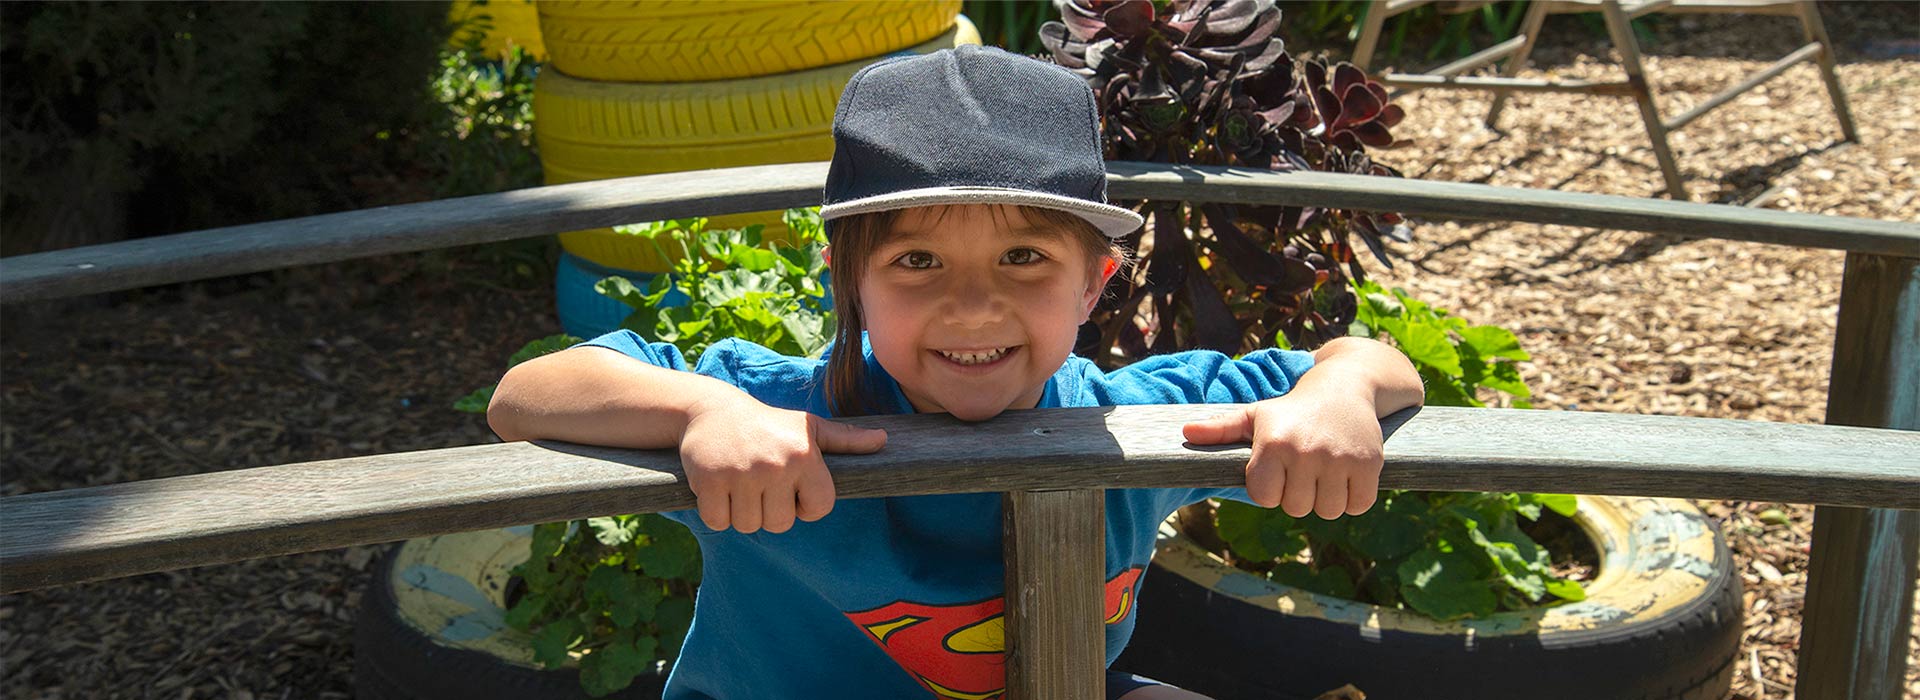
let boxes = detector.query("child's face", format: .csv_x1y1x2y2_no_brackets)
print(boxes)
858,205,1111,421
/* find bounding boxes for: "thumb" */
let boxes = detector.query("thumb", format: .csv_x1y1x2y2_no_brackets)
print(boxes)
1183,408,1253,445
813,417,889,454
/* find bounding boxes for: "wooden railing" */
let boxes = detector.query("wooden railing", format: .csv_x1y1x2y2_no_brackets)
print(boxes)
1,163,1915,699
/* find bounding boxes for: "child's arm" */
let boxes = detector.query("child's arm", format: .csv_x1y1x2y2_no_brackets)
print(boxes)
489,346,887,533
1181,336,1424,520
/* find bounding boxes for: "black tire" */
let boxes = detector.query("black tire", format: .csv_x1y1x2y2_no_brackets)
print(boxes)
1114,496,1741,700
354,532,667,700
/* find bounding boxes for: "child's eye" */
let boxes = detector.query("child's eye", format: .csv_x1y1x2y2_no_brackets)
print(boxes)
896,251,937,269
1003,248,1044,265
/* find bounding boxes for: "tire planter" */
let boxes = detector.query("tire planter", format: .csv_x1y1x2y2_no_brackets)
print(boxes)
535,15,979,272
1114,496,1741,700
554,252,690,341
354,527,668,700
537,0,961,83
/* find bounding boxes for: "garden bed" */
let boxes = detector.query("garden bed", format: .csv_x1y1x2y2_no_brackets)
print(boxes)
3,7,1917,699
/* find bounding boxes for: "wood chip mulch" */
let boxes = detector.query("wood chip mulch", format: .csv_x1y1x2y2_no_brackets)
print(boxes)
2,5,1915,699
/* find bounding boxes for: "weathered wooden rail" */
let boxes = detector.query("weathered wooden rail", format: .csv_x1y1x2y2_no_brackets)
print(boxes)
2,162,1916,699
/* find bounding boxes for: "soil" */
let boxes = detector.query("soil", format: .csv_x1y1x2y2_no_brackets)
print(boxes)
3,4,1916,699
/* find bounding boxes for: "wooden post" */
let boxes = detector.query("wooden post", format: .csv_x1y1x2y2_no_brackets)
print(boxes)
1796,1,1860,143
1797,252,1920,700
1484,0,1549,128
1004,489,1106,700
1349,0,1392,72
1599,0,1688,200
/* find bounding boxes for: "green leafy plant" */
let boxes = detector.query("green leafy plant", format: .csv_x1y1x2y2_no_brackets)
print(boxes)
596,209,834,361
506,516,701,696
462,211,831,696
421,27,542,198
1340,277,1532,409
1203,278,1583,620
1040,0,1413,363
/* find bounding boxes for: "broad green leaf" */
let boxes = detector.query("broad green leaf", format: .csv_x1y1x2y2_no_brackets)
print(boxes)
453,385,494,414
504,593,548,630
1545,579,1587,602
1506,493,1543,521
1396,549,1497,620
580,636,659,697
730,246,779,272
1480,361,1531,398
635,516,701,581
1351,511,1425,562
1214,501,1274,561
1419,367,1479,408
655,597,696,655
588,516,638,547
1459,325,1529,361
1535,493,1578,517
509,334,585,367
609,576,664,628
705,268,780,306
675,318,713,337
595,276,649,310
531,521,568,559
530,617,584,668
1394,321,1462,377
1268,561,1357,599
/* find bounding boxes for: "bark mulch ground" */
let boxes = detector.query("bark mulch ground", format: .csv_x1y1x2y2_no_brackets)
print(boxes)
3,5,1915,699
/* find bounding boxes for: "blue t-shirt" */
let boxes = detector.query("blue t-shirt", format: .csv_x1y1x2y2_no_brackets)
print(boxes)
580,331,1315,700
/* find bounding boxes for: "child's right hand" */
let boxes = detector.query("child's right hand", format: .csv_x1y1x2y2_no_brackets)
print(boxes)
679,394,888,534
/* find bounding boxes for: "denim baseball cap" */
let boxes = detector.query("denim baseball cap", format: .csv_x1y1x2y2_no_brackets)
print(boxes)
820,44,1144,238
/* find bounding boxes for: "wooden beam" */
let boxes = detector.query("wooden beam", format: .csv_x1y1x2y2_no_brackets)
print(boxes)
1375,74,1638,95
1430,35,1529,78
5,163,1919,303
1003,489,1105,700
3,405,1917,594
1798,252,1920,700
0,162,829,304
1102,163,1920,256
1663,42,1822,131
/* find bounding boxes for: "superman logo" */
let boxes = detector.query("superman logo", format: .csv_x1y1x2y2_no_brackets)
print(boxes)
845,567,1144,700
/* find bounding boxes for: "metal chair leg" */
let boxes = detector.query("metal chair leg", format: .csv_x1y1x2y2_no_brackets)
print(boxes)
1486,0,1552,129
1600,0,1687,199
1796,0,1861,143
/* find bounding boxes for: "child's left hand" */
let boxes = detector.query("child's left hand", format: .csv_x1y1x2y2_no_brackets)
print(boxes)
1181,386,1385,519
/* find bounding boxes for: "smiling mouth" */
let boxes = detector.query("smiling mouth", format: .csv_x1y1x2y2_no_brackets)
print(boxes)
934,346,1017,366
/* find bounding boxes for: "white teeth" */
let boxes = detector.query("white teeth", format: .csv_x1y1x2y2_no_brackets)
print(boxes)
939,347,1010,365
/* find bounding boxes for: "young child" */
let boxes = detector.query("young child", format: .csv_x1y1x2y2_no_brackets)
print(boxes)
489,45,1423,700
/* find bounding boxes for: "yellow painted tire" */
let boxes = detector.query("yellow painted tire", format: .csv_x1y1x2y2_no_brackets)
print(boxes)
1117,496,1742,700
537,0,961,83
448,0,547,61
536,15,979,272
352,528,668,699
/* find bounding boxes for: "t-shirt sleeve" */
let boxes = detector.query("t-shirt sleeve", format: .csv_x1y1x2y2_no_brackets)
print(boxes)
1082,347,1315,405
575,329,690,372
1083,347,1317,510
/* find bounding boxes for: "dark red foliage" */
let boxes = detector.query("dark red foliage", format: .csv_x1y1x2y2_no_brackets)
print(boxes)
1039,0,1416,358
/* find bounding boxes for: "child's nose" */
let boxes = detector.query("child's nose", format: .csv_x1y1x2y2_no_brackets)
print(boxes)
943,273,1007,326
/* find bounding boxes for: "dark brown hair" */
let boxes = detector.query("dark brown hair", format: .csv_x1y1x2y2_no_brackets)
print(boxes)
824,204,1128,417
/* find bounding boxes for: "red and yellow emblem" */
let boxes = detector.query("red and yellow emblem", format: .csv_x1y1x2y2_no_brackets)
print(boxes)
845,567,1144,700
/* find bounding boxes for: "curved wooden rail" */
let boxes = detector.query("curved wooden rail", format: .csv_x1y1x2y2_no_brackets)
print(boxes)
3,404,1914,594
3,162,1915,303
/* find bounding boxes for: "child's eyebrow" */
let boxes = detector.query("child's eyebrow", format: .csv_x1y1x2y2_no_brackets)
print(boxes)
883,225,1072,245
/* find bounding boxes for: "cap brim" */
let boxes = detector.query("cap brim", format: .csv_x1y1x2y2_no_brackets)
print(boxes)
820,186,1143,238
